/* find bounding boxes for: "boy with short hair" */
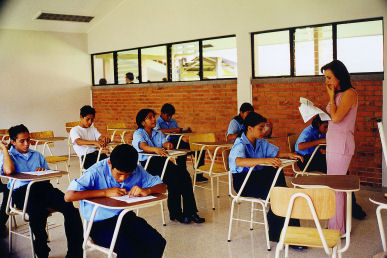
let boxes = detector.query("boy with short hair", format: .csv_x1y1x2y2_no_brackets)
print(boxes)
0,124,83,258
70,105,111,169
65,144,167,258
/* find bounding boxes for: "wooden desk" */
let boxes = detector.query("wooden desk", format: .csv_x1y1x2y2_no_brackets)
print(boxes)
31,136,67,142
292,175,360,254
370,193,387,251
82,194,167,258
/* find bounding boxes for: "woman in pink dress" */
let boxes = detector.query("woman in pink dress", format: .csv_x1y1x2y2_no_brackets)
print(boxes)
321,60,357,235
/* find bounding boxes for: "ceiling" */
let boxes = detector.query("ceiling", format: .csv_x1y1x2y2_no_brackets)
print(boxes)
0,0,124,33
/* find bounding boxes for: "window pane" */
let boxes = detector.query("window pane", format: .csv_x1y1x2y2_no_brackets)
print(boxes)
93,53,114,85
172,42,200,81
254,31,290,76
337,20,383,73
141,46,167,82
202,37,237,79
117,50,139,84
295,26,332,76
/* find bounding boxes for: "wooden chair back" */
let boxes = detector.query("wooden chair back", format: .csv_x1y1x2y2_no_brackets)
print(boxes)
287,133,299,153
189,133,216,151
271,187,335,220
30,131,54,139
65,121,80,133
0,129,8,134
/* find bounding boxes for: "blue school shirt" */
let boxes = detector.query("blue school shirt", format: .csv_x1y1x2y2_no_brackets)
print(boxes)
67,159,163,222
227,118,245,137
295,125,326,156
132,128,167,162
155,116,179,141
0,147,50,190
229,132,279,173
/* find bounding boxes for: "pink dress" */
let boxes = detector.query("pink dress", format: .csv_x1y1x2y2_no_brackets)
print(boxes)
326,90,357,234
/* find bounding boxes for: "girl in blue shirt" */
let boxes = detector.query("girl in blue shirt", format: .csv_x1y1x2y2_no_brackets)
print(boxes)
229,112,302,242
132,109,205,224
295,115,328,173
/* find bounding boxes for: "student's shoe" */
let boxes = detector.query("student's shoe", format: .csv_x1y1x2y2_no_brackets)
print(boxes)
352,206,366,220
189,213,205,223
170,214,190,224
196,174,208,182
289,245,308,250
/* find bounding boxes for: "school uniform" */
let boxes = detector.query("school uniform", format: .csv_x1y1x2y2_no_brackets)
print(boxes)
229,133,299,242
226,116,244,138
70,125,107,169
132,128,199,218
67,159,166,258
295,125,327,173
0,147,83,258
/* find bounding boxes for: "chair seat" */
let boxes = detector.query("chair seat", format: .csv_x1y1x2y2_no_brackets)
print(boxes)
45,156,68,163
197,164,227,174
282,226,340,248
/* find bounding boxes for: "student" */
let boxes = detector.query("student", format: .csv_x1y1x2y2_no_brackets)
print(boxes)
65,144,166,258
155,103,207,182
226,102,273,142
125,72,134,84
70,105,111,169
295,115,328,173
228,112,304,245
0,124,83,258
132,109,205,224
0,176,8,238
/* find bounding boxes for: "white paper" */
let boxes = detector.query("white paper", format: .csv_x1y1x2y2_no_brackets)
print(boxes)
110,195,156,203
167,150,187,156
280,159,295,164
21,170,60,176
298,97,331,123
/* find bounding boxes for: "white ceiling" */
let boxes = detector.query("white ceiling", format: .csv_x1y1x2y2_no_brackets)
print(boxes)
0,0,125,33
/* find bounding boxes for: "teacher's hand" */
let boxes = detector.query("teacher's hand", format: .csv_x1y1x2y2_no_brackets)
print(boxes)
326,84,335,99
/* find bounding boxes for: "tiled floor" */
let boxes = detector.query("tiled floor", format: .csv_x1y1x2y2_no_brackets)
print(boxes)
1,157,386,257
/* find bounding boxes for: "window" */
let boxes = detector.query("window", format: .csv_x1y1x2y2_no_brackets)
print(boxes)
202,37,237,79
117,50,139,84
171,42,200,81
141,46,167,82
93,53,114,85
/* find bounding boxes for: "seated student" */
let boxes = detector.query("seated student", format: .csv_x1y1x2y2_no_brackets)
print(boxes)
65,144,166,258
155,103,207,182
295,115,328,173
0,124,83,258
132,109,205,224
70,105,111,169
226,102,273,143
229,112,304,245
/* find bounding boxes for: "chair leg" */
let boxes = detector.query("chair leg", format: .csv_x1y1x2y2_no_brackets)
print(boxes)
192,169,198,193
217,177,220,198
161,201,166,226
285,244,289,258
262,205,271,251
250,202,254,230
211,177,215,210
29,224,35,258
227,200,236,242
275,242,282,258
9,215,13,253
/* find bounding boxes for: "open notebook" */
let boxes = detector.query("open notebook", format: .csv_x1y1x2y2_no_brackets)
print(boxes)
21,170,60,176
110,195,156,204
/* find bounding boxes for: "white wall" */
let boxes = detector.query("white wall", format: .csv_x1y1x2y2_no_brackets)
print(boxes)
0,29,90,155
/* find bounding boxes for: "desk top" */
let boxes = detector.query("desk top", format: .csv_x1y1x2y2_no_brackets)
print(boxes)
32,136,67,142
369,192,387,206
107,128,135,131
84,193,167,209
139,149,190,157
292,175,360,192
0,170,68,181
191,141,233,147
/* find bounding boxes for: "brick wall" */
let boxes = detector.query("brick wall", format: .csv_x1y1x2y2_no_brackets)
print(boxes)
252,77,383,187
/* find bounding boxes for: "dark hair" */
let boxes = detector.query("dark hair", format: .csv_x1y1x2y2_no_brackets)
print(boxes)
320,60,353,92
136,109,156,128
240,103,254,113
126,72,134,81
99,78,107,85
9,124,29,147
161,103,175,115
80,105,96,117
311,115,328,129
243,112,267,130
110,144,138,173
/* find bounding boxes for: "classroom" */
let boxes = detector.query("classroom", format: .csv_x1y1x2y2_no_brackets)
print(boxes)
0,0,386,257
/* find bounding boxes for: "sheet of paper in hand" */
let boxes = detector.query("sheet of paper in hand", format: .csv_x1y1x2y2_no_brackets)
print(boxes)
299,97,331,123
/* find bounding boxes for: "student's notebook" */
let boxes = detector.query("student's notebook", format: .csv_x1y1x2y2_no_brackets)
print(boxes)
298,97,331,123
167,150,187,156
21,170,60,176
110,195,156,204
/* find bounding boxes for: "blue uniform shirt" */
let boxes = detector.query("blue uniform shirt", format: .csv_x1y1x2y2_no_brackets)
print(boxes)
132,128,167,162
229,132,279,174
155,116,179,141
295,125,326,156
0,147,50,190
227,118,245,137
67,159,163,221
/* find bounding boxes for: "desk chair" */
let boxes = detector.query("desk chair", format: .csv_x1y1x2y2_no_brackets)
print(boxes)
30,131,70,182
271,187,340,258
65,121,80,168
190,133,230,210
0,129,9,142
287,133,325,177
107,122,133,144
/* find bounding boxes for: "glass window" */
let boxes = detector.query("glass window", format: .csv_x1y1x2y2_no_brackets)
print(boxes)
117,50,139,84
171,42,200,81
202,37,237,79
141,46,167,82
295,26,332,76
93,53,114,85
254,31,290,76
337,20,383,73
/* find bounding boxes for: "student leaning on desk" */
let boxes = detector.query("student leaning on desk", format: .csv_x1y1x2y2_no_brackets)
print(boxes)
0,124,83,258
65,144,166,258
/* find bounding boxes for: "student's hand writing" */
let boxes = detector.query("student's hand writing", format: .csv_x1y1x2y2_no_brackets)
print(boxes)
163,142,174,150
288,153,303,162
35,168,47,171
128,186,151,197
105,187,127,197
264,158,282,168
154,147,168,156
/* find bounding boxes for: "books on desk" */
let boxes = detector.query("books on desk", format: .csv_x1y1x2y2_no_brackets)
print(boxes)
298,97,330,123
21,170,60,176
110,195,156,204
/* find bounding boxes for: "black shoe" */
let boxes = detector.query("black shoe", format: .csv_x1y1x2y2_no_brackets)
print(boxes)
289,245,308,250
189,213,205,223
196,174,208,182
170,214,190,224
352,206,366,220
